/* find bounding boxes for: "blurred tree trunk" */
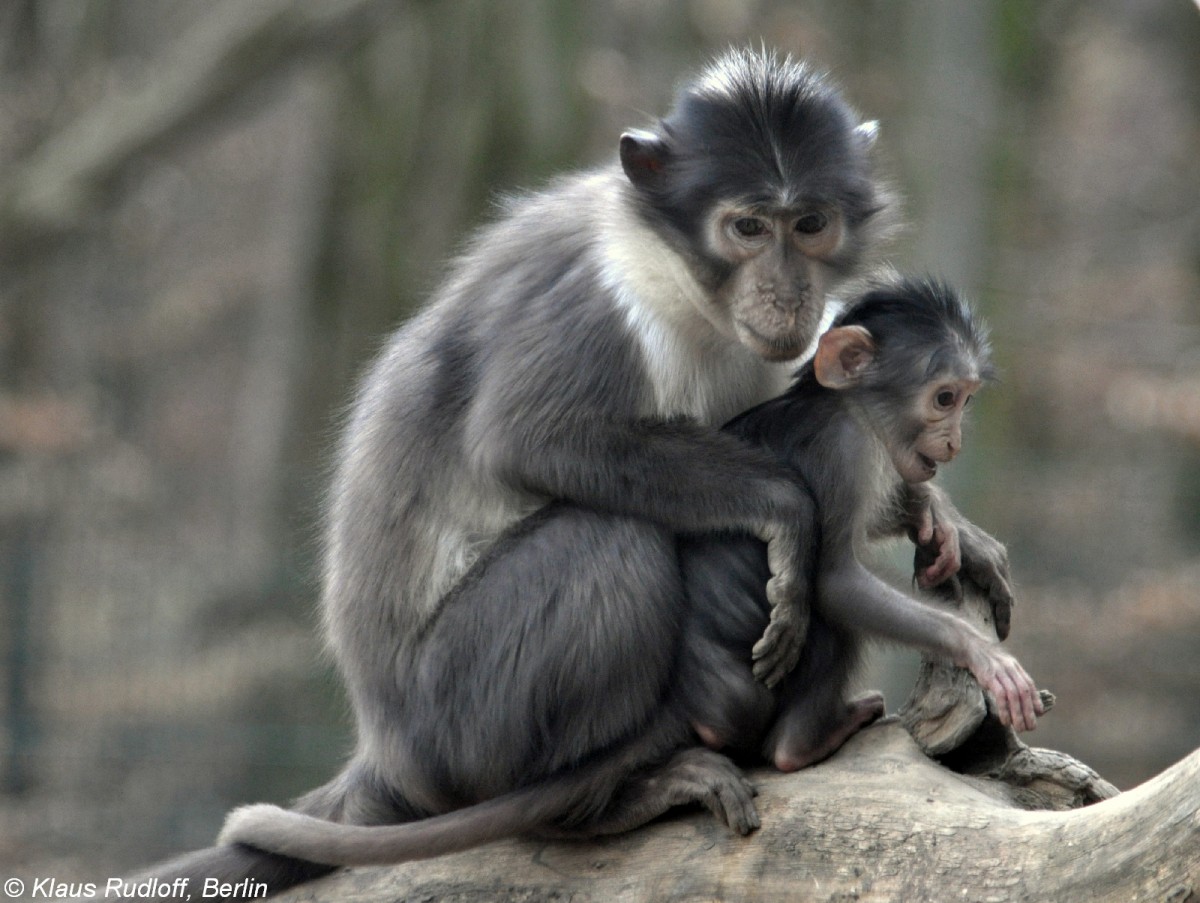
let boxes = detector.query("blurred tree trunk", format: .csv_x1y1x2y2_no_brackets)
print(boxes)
0,0,402,865
0,0,391,242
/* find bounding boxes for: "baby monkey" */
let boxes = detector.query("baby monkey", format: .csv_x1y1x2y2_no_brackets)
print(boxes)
680,275,1042,771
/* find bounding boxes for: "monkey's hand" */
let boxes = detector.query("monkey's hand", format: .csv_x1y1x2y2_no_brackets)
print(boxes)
924,486,1014,640
960,637,1043,733
956,519,1015,641
901,483,961,591
911,507,961,593
752,521,810,688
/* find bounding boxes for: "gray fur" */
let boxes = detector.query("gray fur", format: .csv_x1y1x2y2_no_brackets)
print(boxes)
217,276,1040,872
679,276,1039,770
318,48,890,824
130,49,900,897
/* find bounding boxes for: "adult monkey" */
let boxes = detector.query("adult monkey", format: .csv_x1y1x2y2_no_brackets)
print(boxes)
333,46,897,698
124,50,1011,897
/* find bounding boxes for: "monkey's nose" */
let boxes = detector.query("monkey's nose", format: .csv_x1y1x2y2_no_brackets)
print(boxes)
769,295,801,316
945,424,962,459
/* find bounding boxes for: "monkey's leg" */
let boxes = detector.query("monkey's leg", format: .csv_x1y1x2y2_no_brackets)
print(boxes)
768,692,885,773
544,747,760,839
676,534,777,751
764,618,883,772
680,635,776,752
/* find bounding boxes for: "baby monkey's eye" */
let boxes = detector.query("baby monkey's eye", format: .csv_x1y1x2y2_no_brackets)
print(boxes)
732,217,769,238
935,389,957,409
795,211,829,235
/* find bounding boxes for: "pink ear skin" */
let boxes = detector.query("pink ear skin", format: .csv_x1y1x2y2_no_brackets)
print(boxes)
619,130,671,186
813,325,876,389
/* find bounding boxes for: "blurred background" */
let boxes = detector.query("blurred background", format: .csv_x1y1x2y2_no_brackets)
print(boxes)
0,0,1197,883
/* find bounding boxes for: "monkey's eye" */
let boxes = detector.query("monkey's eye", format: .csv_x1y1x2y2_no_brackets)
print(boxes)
964,394,974,408
935,389,957,409
795,212,829,235
731,217,769,239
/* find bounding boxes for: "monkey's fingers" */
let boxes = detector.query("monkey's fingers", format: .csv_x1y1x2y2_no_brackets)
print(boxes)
1006,683,1040,733
705,771,762,836
959,527,1016,640
972,568,1015,641
721,793,762,836
1011,661,1045,732
917,550,956,589
705,773,763,835
751,628,800,687
986,662,1042,733
983,684,1017,732
919,524,961,587
990,590,1014,642
751,598,808,687
913,506,935,546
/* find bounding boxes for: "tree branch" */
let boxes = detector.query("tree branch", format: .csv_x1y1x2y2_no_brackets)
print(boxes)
274,725,1197,902
0,0,393,244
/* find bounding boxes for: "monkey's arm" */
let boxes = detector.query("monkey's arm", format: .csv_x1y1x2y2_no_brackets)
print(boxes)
472,413,812,682
479,414,807,533
921,483,1014,640
818,559,1040,732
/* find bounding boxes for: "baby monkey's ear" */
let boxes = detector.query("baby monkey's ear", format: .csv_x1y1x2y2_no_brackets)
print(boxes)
813,325,876,390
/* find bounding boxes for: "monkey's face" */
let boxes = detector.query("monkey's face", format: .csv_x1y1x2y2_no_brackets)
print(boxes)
706,204,846,362
887,377,980,483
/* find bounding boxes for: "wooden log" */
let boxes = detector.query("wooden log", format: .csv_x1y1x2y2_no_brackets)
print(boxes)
273,722,1197,903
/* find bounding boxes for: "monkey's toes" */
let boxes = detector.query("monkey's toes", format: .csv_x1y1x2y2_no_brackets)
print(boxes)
673,749,760,835
707,777,761,835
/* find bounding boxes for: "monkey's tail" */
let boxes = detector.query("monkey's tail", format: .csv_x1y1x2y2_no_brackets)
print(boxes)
97,843,334,901
218,771,594,867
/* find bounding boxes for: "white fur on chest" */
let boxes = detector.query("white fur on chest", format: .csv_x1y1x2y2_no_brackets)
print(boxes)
595,191,795,425
621,300,790,424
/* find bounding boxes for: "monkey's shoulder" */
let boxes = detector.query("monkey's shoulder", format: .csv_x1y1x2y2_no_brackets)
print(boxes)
725,382,854,461
455,170,619,281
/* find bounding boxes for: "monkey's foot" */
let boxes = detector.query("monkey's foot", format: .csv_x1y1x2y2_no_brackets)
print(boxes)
770,692,886,773
751,601,809,688
663,747,761,835
562,747,760,840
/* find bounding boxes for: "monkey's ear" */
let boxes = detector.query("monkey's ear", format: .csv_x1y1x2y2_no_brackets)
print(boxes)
813,325,876,390
620,129,671,187
853,120,880,151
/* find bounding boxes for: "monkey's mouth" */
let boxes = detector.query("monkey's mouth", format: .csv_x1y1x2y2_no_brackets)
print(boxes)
917,454,938,478
734,321,807,362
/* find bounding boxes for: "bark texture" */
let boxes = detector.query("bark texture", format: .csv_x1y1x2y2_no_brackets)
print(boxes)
274,723,1197,903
